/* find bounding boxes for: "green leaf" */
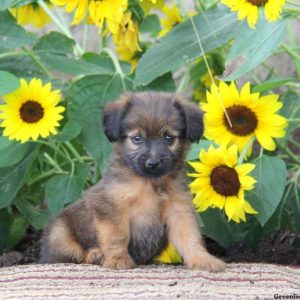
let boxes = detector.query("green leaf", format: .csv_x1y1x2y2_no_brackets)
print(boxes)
221,15,288,81
0,11,37,49
0,145,37,209
252,78,294,93
200,209,262,248
34,40,115,76
143,72,176,92
134,6,239,87
0,136,29,168
69,74,127,169
15,198,50,230
0,70,20,96
280,91,300,139
54,121,82,142
33,31,75,54
248,155,287,226
0,209,11,249
0,0,21,10
45,163,89,215
140,14,161,34
9,215,28,247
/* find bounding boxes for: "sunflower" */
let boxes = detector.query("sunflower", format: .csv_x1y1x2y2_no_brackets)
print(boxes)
0,78,65,143
188,145,257,223
50,0,89,25
89,0,128,33
202,81,287,153
140,0,164,15
10,1,52,28
154,243,182,264
114,12,142,70
221,0,286,28
159,3,183,37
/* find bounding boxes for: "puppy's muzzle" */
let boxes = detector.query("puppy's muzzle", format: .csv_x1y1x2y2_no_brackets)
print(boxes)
145,158,161,170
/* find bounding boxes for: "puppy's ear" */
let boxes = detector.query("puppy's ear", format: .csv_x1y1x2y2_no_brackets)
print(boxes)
102,93,132,142
174,97,204,143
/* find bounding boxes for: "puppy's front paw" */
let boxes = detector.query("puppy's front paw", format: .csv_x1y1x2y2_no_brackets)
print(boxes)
84,247,104,265
186,254,226,272
103,254,135,270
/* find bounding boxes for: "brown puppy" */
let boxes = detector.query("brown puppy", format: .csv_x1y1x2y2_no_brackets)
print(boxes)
40,92,225,271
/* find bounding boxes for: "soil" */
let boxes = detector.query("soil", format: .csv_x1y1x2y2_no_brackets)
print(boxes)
0,228,300,268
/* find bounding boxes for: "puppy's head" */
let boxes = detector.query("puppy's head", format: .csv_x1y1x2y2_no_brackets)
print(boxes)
102,92,203,178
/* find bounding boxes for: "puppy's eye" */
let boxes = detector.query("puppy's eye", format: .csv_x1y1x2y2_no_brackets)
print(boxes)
164,134,175,145
131,135,143,145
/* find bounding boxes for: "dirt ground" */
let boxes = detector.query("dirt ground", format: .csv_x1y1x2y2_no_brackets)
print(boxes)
0,228,299,268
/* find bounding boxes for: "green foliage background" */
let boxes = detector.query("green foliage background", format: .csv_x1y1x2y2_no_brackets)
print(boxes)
0,0,300,253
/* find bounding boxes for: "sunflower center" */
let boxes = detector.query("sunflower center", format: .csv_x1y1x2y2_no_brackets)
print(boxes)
247,0,268,6
224,105,258,136
20,100,44,123
210,165,241,197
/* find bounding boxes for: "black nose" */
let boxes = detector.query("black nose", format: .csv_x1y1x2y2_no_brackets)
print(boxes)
145,159,161,170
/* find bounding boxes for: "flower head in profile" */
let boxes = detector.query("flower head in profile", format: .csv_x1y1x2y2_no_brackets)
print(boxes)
0,78,65,143
89,0,128,33
114,12,142,70
51,0,128,30
51,0,89,25
154,243,182,264
159,3,183,37
202,81,287,153
222,0,286,28
140,0,164,15
10,1,52,28
188,145,257,223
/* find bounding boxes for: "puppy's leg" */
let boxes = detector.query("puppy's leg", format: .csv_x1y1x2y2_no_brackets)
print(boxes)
94,211,135,269
163,193,225,272
40,219,86,263
85,247,103,264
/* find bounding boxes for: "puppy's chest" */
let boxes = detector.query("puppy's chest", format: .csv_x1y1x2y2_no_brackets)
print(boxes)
128,183,168,264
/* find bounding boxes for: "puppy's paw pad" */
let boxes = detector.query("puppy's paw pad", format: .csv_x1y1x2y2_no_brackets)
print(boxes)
85,248,103,265
187,255,226,272
104,255,135,270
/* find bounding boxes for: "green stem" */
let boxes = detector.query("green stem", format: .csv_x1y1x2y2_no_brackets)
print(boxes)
287,23,300,78
281,43,300,64
286,0,300,7
284,7,300,14
22,47,53,78
38,0,83,56
259,146,264,158
238,136,255,164
177,66,191,93
279,144,300,164
28,169,68,186
0,51,29,60
103,47,126,91
65,141,84,163
44,152,64,172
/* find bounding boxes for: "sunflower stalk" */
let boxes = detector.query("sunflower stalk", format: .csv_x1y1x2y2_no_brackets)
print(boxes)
238,136,255,165
22,48,53,78
65,141,84,163
28,169,68,186
38,0,83,57
44,152,65,172
189,16,232,128
103,47,127,91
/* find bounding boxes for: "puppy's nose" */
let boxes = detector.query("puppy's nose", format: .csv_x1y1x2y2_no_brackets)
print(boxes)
145,158,161,170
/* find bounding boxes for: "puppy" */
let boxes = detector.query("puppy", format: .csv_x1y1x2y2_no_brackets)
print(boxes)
40,92,225,271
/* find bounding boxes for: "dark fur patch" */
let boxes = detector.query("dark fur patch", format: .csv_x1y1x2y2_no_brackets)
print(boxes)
128,222,167,264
